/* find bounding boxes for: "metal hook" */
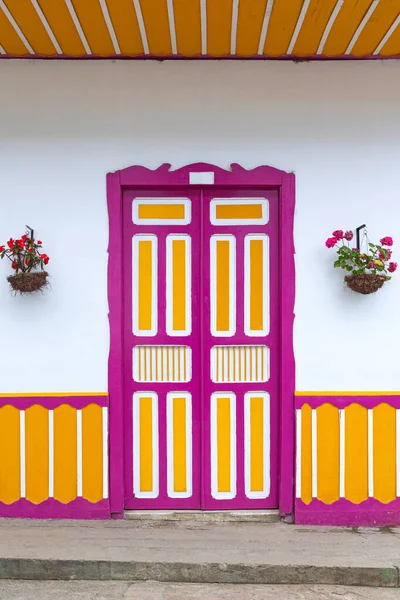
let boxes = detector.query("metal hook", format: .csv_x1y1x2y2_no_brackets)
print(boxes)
356,224,366,250
25,226,34,241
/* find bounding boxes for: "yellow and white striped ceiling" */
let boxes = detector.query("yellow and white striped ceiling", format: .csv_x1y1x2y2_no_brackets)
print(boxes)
0,0,400,58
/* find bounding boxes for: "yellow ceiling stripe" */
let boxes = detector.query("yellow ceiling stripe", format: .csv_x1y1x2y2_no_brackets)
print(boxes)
207,0,232,56
37,0,86,56
322,0,373,56
378,17,400,55
69,0,115,55
173,0,201,56
140,0,172,55
351,1,400,56
106,0,143,55
2,0,56,54
0,8,26,54
263,0,304,56
292,0,338,56
236,0,267,56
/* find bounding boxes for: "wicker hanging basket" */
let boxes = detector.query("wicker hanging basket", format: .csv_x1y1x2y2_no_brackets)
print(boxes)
7,271,49,294
345,274,386,295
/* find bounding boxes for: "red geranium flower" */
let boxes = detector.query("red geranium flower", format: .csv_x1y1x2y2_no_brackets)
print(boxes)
7,238,14,249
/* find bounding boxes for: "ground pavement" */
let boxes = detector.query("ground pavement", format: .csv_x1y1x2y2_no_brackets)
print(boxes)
0,582,399,599
0,519,399,587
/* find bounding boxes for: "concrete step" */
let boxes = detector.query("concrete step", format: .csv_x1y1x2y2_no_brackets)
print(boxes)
124,510,280,523
0,519,399,588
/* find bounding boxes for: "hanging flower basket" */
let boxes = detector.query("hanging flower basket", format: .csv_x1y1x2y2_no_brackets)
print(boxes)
344,273,387,295
7,271,49,294
325,230,396,295
0,235,50,295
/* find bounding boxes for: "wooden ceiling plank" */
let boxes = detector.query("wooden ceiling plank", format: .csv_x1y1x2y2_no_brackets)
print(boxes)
105,0,144,55
37,0,85,56
173,0,201,56
351,0,400,56
263,0,304,56
236,0,268,57
70,0,115,56
99,0,120,54
378,17,400,54
139,0,172,55
292,0,338,56
207,0,232,56
322,0,373,56
31,0,62,54
0,7,27,54
2,0,55,54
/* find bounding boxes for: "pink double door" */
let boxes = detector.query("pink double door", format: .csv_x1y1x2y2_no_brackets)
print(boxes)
123,187,278,510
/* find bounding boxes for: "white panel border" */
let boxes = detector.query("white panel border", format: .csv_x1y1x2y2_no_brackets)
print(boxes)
210,392,236,500
296,409,302,498
311,409,317,498
244,392,270,499
132,234,158,337
19,410,26,499
166,392,193,498
133,346,192,382
210,345,269,382
339,408,345,498
102,407,109,499
132,198,191,225
210,235,236,337
244,234,270,337
210,198,269,225
77,409,83,497
48,409,54,498
166,234,192,336
133,392,159,499
368,408,374,498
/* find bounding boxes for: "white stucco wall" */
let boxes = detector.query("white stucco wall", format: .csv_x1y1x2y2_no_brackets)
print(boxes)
0,59,399,393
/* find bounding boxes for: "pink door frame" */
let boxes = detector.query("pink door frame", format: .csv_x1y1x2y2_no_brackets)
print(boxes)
106,162,296,519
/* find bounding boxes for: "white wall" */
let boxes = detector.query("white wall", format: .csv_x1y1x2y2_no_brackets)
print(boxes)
0,59,399,393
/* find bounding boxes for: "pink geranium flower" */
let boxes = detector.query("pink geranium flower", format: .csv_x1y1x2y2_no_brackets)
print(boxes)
380,236,393,246
325,237,337,248
388,262,398,273
344,231,354,241
332,230,344,240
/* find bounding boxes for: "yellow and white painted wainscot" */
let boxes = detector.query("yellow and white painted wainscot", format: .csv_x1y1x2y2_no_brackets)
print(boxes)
296,396,400,505
0,397,108,505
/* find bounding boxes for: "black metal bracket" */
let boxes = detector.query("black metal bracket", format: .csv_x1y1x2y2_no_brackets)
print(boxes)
356,224,366,250
25,226,34,241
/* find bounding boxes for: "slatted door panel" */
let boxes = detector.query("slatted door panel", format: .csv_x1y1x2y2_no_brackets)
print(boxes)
202,189,279,509
123,190,201,509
